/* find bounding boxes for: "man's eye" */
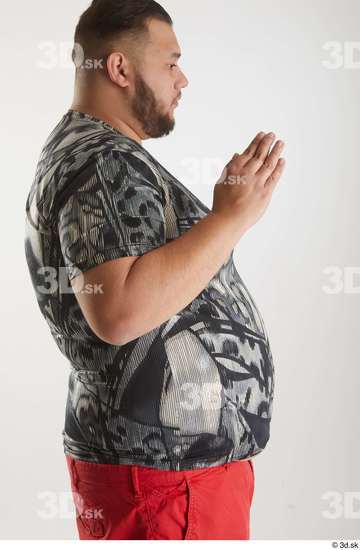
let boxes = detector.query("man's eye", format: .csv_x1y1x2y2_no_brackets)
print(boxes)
169,64,177,69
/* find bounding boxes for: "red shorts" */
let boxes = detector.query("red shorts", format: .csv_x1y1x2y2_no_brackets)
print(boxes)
65,455,255,540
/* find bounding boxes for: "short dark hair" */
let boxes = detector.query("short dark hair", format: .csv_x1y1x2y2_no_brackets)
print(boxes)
72,0,173,67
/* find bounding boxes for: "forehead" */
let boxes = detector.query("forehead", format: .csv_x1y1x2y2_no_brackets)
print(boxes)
145,18,181,57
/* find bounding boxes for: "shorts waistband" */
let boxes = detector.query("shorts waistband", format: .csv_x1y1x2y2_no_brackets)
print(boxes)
65,454,234,494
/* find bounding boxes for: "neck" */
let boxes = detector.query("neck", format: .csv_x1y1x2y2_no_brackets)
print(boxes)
70,101,143,145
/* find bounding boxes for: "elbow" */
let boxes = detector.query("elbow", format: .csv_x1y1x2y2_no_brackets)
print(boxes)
99,316,152,346
90,316,133,346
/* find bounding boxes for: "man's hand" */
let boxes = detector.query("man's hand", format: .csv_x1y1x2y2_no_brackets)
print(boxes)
212,131,286,233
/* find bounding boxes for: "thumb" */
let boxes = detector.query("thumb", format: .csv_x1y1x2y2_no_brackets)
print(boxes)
216,165,228,185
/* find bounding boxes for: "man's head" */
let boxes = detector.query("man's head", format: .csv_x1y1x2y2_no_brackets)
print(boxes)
72,0,189,140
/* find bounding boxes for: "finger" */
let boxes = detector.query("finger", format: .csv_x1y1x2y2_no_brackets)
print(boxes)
241,131,266,158
256,140,285,178
216,164,228,184
244,132,276,172
264,158,286,191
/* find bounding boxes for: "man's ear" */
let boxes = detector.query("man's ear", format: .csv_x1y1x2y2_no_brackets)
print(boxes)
106,52,131,87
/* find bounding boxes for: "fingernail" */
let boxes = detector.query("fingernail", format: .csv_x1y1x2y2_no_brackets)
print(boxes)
268,132,275,138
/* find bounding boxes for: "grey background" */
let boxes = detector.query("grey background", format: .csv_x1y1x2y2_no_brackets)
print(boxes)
1,0,359,539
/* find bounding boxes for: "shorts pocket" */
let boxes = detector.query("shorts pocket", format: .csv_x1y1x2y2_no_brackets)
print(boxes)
67,459,110,539
71,481,110,539
146,478,190,540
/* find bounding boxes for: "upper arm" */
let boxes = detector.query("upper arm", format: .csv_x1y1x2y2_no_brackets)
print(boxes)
69,256,139,345
57,149,166,345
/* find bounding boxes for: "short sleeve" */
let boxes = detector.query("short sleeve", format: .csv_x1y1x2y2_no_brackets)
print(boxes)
56,149,166,281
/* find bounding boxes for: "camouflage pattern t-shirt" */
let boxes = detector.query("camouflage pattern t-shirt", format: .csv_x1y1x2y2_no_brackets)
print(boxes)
24,109,275,470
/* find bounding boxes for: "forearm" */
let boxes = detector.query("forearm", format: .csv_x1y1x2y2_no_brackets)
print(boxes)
117,211,247,344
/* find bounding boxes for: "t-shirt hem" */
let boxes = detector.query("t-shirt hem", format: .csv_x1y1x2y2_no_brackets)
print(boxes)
66,242,162,281
63,446,258,471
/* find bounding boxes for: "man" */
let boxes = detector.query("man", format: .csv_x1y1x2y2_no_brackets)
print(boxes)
24,0,286,540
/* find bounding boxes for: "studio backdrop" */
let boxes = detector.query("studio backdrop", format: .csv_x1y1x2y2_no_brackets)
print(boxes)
1,0,359,540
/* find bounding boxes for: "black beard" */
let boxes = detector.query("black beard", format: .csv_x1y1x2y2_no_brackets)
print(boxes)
131,71,175,138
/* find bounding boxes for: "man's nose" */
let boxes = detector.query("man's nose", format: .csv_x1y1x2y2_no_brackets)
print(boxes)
179,70,189,88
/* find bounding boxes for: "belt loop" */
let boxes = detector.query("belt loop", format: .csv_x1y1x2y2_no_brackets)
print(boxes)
131,465,142,499
184,475,197,539
70,457,79,489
